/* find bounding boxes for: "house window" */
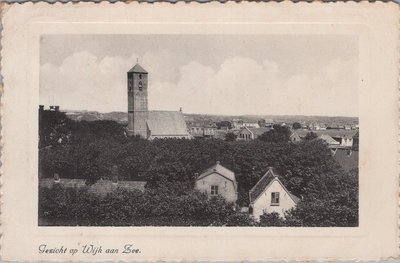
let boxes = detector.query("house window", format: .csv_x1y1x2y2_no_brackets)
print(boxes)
211,185,218,195
271,192,280,206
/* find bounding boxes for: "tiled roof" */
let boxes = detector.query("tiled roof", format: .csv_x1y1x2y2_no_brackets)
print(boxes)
147,111,190,137
242,127,271,136
295,129,358,139
128,63,148,73
264,119,274,123
333,149,359,172
197,161,236,184
249,167,299,204
249,168,276,203
319,134,340,145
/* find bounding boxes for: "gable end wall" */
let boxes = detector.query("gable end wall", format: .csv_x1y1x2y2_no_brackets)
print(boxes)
251,180,296,221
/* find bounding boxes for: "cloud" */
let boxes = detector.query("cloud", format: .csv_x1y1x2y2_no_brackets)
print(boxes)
149,57,358,116
40,51,137,112
40,52,358,116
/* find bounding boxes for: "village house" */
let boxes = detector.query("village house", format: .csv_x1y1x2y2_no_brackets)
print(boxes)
187,121,218,138
258,118,275,128
231,119,243,129
308,122,327,130
237,127,271,141
318,134,341,148
242,122,260,128
194,161,238,203
249,167,299,221
289,131,302,143
295,129,357,148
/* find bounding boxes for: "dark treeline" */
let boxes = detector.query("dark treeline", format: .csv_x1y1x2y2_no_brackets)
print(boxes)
39,111,358,226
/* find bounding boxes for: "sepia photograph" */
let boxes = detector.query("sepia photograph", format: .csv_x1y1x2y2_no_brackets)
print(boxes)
2,2,399,261
38,34,359,227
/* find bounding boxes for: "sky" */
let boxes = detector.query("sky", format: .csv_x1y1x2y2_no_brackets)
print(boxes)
40,34,359,117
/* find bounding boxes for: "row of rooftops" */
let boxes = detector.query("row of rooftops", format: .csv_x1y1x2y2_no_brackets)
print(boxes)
186,118,358,131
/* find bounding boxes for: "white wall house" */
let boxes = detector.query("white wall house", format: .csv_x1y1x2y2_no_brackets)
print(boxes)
195,161,238,203
249,167,299,221
237,127,271,141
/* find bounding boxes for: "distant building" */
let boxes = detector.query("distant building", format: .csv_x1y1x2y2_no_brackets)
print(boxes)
194,161,238,203
249,167,299,220
237,127,271,141
242,122,260,128
308,122,326,130
127,63,190,140
39,176,147,197
290,131,302,143
327,124,346,130
255,119,275,128
39,105,60,112
232,119,243,129
295,129,357,148
318,134,341,148
187,121,218,138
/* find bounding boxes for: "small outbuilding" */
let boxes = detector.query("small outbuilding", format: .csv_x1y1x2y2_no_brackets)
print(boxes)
194,161,238,203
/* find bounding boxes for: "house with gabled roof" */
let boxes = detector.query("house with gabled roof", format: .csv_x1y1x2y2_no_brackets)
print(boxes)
318,134,340,148
290,130,302,143
237,127,271,141
249,167,299,221
194,161,238,203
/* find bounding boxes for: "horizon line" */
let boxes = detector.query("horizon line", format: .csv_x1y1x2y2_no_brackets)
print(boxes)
56,107,358,119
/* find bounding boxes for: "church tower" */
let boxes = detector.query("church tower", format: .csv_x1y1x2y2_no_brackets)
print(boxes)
127,63,148,137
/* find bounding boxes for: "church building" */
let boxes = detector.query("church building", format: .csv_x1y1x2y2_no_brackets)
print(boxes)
127,63,191,140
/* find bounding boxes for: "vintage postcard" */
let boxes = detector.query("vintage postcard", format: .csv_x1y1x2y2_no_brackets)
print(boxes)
1,1,399,261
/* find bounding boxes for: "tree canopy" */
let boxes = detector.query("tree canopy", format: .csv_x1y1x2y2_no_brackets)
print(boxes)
258,124,292,143
39,111,358,226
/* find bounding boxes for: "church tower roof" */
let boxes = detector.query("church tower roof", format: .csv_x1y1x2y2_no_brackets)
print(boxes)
128,63,148,73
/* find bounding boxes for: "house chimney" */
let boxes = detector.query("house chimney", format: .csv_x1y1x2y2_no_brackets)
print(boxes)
53,173,60,183
179,107,182,112
194,173,199,180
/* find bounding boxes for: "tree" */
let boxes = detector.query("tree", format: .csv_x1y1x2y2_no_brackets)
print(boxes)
292,122,302,130
216,121,232,130
259,212,285,226
304,132,318,141
258,124,291,143
225,132,237,141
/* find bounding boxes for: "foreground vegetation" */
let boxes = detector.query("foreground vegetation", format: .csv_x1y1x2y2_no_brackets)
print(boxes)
39,111,358,226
